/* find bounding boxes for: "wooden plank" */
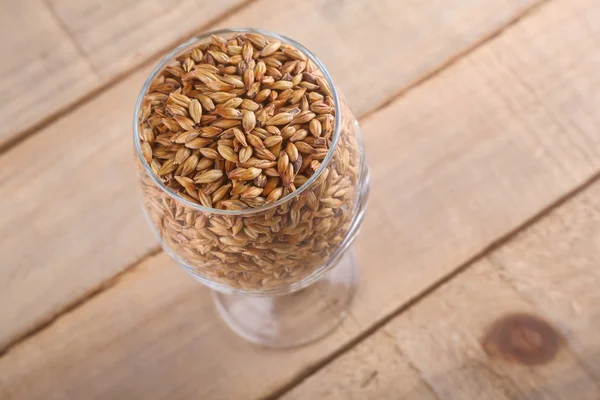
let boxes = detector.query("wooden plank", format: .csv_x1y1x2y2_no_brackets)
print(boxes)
288,260,600,400
0,0,98,147
288,179,600,399
489,182,600,380
1,0,599,398
0,0,541,348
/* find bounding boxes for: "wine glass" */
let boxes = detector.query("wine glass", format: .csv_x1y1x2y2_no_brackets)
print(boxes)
133,28,369,347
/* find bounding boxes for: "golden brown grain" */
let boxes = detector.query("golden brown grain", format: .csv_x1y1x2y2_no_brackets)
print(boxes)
137,32,361,290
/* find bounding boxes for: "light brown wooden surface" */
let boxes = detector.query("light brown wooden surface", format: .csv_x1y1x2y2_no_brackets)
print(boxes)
0,0,98,147
349,0,600,328
283,329,439,400
0,252,354,399
288,259,600,400
1,0,600,398
288,180,600,400
0,0,537,149
490,183,600,380
47,0,246,77
0,0,541,349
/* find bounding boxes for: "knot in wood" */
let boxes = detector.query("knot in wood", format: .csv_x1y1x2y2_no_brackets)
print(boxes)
482,313,561,365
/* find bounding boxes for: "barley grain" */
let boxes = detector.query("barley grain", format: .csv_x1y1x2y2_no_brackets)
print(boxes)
137,32,361,290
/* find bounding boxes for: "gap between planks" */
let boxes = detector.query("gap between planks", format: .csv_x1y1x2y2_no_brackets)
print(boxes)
357,0,551,122
0,0,260,156
0,0,555,359
0,247,162,358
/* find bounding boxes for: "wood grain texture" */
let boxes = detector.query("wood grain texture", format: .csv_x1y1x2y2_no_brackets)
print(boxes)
0,67,156,350
1,0,599,398
489,181,600,381
0,0,99,147
0,252,358,400
347,0,600,330
0,0,540,349
0,0,536,151
385,261,599,400
292,261,600,400
289,180,600,399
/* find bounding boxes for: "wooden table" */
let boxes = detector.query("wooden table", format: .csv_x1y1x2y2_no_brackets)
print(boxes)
1,0,599,398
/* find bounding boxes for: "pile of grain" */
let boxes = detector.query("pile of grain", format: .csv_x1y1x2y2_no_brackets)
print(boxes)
137,32,362,290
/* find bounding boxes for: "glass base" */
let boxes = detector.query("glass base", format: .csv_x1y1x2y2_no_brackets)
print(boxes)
212,249,359,348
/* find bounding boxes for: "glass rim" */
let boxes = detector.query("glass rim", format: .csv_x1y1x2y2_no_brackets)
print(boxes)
133,27,342,216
